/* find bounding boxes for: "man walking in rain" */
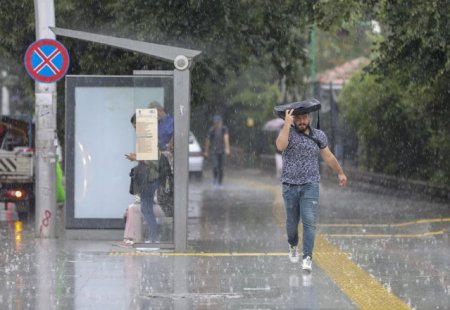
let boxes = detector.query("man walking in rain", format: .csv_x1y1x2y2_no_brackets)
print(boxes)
204,115,230,187
276,101,347,271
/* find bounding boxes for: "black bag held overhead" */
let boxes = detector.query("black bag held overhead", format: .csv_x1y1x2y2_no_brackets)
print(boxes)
274,98,321,119
274,98,322,129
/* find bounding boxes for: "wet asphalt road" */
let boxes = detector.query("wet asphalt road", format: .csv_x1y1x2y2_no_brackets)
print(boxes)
0,168,449,309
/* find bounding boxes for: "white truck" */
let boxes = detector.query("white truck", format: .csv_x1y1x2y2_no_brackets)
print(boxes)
0,116,34,220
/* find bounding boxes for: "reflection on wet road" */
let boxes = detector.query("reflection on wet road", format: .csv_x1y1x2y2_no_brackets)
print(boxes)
0,168,448,309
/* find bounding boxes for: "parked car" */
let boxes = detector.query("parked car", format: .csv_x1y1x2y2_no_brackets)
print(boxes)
189,132,204,179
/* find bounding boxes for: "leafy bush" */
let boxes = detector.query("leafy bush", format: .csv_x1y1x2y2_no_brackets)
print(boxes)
339,72,449,185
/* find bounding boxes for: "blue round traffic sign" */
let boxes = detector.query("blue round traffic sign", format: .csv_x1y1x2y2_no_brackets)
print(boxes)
24,39,70,83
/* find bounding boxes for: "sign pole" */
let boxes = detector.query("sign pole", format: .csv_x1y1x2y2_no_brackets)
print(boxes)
34,0,57,238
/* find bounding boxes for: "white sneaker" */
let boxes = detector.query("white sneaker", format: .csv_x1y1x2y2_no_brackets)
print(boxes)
289,245,299,263
302,256,312,271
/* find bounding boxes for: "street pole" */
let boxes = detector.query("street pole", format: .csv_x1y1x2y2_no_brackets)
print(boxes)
34,0,57,238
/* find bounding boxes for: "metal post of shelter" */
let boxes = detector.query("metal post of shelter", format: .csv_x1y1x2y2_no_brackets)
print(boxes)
173,69,190,251
51,27,201,251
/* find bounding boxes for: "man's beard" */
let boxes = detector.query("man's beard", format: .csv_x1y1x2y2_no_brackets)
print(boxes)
295,123,309,133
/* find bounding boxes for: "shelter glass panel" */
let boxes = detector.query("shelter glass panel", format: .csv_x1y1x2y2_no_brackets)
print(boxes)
65,75,174,244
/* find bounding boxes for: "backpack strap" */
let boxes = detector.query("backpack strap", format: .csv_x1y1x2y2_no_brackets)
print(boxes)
292,126,325,149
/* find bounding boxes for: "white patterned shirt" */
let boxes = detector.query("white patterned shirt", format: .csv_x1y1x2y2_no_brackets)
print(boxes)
280,126,328,185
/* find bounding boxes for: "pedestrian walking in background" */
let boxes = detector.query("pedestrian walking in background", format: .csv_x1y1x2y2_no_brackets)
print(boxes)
204,115,230,187
275,101,347,271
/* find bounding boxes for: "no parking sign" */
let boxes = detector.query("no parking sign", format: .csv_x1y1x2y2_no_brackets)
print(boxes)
24,39,70,83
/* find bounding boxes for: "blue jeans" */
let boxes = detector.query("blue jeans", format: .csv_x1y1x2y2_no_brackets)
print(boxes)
211,153,225,184
140,180,159,241
282,182,320,258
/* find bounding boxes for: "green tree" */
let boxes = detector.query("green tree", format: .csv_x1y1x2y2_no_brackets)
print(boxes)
0,0,314,153
1,0,448,178
339,72,434,179
54,0,314,104
314,0,450,184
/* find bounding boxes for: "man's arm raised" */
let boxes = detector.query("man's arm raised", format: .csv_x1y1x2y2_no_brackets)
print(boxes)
276,109,294,152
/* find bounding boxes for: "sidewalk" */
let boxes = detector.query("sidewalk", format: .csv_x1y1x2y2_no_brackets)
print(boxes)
1,168,448,309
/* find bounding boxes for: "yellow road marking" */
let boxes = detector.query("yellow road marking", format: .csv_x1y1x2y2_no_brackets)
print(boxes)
314,236,410,310
323,229,447,238
109,251,350,257
109,249,410,309
232,177,450,233
234,177,411,309
319,217,450,228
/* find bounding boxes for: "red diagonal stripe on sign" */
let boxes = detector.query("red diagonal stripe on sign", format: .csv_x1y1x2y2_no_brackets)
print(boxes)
33,47,60,74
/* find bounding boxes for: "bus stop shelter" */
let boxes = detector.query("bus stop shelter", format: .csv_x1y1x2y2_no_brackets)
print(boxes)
52,27,201,251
